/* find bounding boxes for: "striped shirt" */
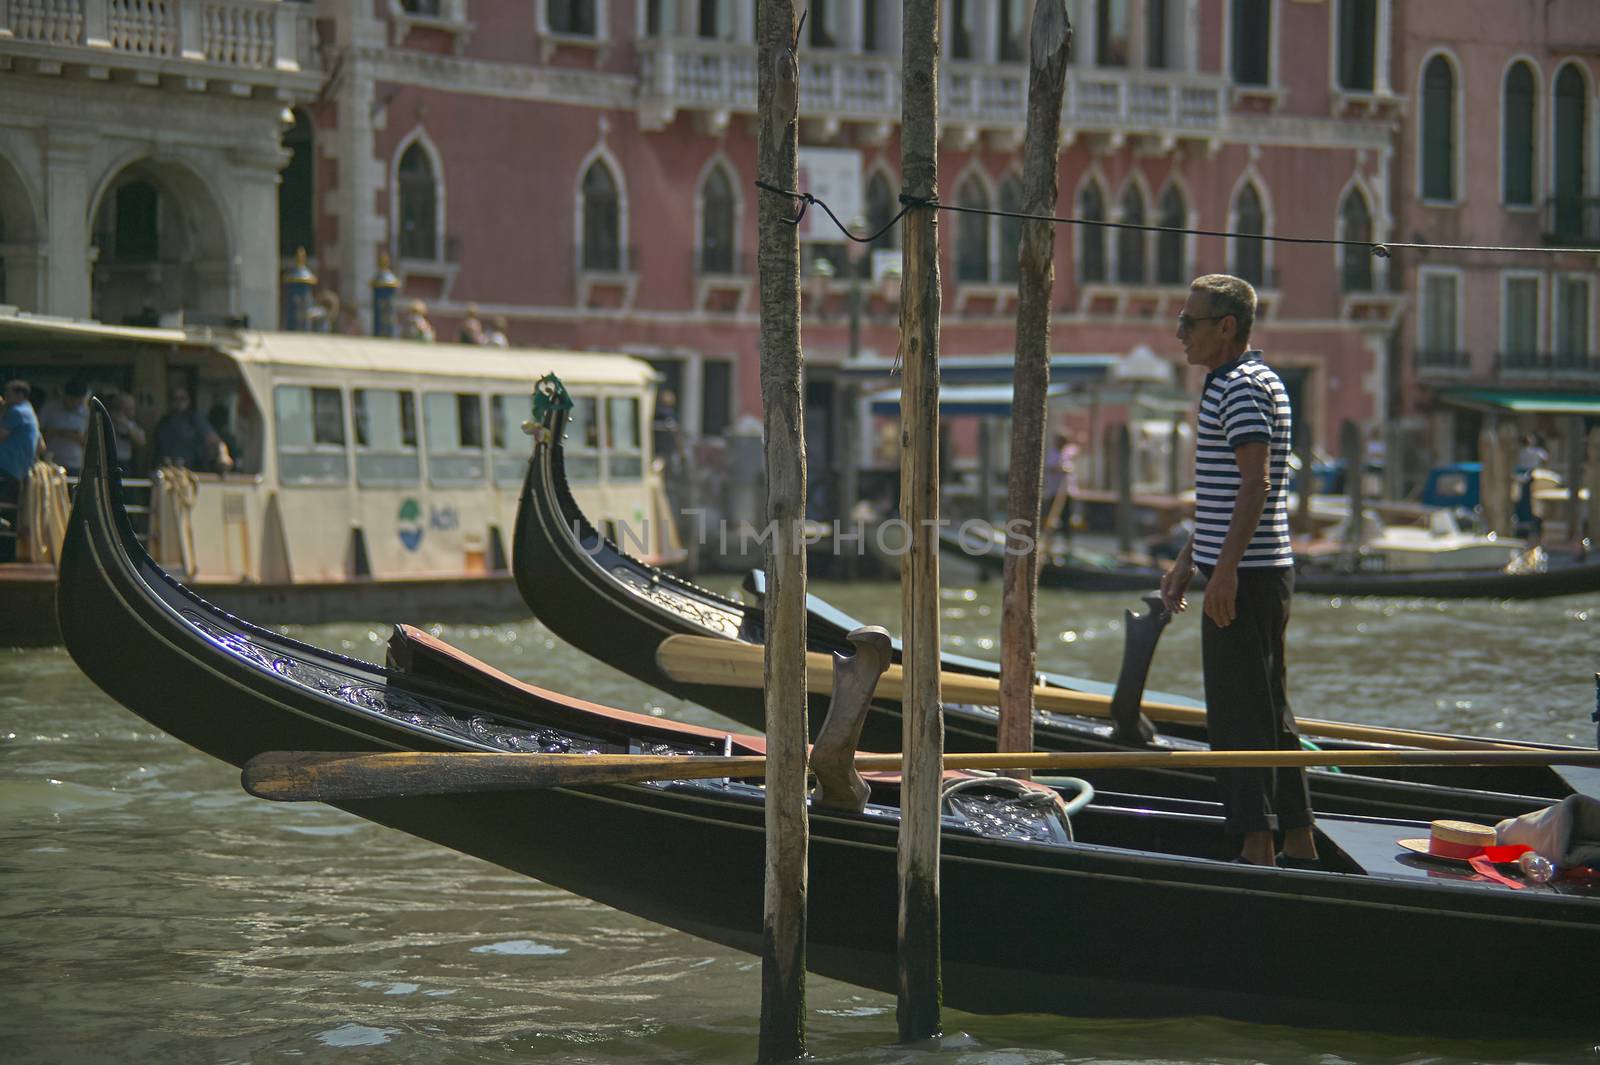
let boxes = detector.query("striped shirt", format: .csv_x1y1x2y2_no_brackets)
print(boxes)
1193,351,1293,569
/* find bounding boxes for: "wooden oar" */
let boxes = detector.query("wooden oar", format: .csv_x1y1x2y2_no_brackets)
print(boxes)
655,634,1540,753
242,747,1600,803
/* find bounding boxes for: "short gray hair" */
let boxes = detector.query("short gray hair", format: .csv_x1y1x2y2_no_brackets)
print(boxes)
1191,274,1257,344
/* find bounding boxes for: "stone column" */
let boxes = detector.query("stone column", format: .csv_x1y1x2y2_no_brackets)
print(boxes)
44,130,95,319
231,142,289,328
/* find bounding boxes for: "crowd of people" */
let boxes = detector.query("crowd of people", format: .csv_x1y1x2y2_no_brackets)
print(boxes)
398,299,510,347
0,378,234,484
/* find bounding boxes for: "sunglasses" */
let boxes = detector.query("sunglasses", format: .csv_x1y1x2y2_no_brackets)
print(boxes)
1176,313,1230,334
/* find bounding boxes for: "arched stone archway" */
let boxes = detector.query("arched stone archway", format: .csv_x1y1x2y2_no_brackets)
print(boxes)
89,159,233,326
0,152,44,311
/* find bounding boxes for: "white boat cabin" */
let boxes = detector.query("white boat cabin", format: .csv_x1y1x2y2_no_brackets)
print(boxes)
0,313,676,584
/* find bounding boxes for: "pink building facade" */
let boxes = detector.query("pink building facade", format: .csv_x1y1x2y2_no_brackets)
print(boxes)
278,0,1406,504
1392,0,1600,480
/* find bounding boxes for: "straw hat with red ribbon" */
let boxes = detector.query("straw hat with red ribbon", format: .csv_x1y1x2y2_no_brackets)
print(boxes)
1397,820,1531,865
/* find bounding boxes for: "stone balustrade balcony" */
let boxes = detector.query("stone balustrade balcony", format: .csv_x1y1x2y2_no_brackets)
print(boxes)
637,37,1226,149
0,0,322,93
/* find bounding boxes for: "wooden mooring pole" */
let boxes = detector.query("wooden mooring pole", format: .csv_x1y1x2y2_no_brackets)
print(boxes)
897,0,944,1043
998,0,1072,767
755,1,808,1060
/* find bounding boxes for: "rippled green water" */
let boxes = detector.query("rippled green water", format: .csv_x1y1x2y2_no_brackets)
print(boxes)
3,574,1598,1064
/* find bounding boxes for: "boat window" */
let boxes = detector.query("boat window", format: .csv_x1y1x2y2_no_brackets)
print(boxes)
565,394,601,483
353,388,420,486
490,393,533,485
274,385,349,485
606,395,643,481
424,391,486,485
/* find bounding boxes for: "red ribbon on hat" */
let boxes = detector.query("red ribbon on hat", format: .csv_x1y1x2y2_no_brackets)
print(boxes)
1465,844,1534,889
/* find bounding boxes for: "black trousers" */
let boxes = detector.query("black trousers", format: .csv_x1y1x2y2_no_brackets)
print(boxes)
1196,563,1313,837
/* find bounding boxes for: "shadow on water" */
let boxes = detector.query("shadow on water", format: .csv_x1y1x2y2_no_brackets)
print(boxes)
3,575,1597,1063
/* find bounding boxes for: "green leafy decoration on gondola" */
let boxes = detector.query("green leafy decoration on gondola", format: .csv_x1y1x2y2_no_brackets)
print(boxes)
525,373,574,443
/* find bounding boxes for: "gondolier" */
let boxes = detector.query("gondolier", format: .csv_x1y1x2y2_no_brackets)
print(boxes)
1160,274,1317,868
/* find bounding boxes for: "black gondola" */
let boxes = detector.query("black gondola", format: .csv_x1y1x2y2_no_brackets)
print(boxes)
943,519,1600,600
54,400,1600,1039
1294,555,1600,599
511,380,1599,822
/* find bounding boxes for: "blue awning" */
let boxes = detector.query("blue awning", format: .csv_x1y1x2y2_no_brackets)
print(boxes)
868,382,1072,417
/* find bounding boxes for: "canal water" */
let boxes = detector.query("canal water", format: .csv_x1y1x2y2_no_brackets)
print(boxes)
4,573,1597,1065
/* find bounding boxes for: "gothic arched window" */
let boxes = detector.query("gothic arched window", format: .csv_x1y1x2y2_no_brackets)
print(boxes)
397,143,438,260
581,160,621,271
700,164,735,274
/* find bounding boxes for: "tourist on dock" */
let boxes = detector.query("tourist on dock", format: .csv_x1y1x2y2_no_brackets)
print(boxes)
1517,432,1549,474
308,289,341,333
108,392,147,472
459,303,486,345
1159,274,1317,869
401,299,436,342
1043,429,1079,547
485,314,510,348
40,378,91,477
153,387,232,473
0,379,42,563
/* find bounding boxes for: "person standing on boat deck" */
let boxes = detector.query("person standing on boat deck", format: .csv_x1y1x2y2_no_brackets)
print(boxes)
1158,274,1316,869
154,387,232,473
0,380,43,563
40,378,91,477
108,392,147,473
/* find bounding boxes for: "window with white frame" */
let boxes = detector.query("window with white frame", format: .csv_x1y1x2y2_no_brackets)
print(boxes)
1502,274,1541,361
998,175,1023,284
276,385,349,485
997,0,1025,63
1146,0,1183,70
700,164,736,274
1116,184,1146,284
862,0,887,52
1232,182,1265,287
424,391,487,485
1420,55,1456,202
581,160,622,272
951,0,977,60
1097,0,1130,67
697,0,734,39
548,0,596,36
1553,63,1589,240
956,174,991,282
808,0,839,48
1079,180,1106,283
397,143,439,261
1339,188,1373,292
1502,61,1536,207
1231,0,1271,86
1555,276,1592,361
606,395,643,480
1335,0,1376,92
865,171,899,255
353,388,420,486
1156,185,1185,284
565,394,601,482
1419,271,1460,359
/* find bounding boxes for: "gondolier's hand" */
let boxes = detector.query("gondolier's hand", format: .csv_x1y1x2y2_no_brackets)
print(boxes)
1160,556,1194,613
1203,563,1238,628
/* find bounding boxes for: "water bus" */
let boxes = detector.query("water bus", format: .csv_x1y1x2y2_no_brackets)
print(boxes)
0,312,678,645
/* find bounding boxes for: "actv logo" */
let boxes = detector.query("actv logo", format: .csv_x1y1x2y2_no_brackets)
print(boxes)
398,498,424,552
